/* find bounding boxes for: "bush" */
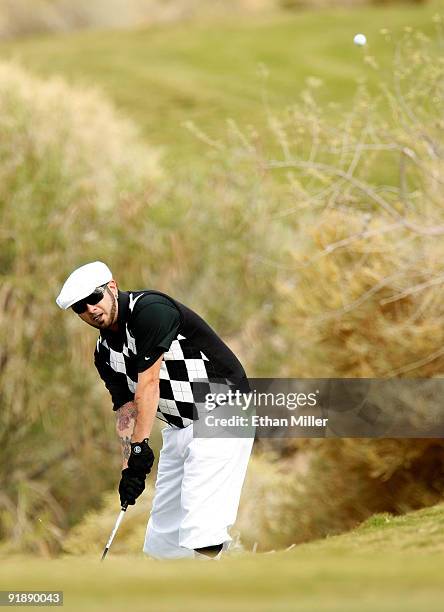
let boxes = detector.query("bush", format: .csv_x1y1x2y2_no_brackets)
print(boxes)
232,439,444,551
0,61,159,555
0,59,285,556
62,488,155,556
144,25,444,549
200,24,444,546
210,26,444,379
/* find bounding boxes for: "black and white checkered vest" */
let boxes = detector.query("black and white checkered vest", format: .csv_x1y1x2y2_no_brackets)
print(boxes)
94,290,248,428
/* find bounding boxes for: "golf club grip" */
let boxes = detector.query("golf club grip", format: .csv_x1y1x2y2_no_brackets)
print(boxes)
122,501,129,511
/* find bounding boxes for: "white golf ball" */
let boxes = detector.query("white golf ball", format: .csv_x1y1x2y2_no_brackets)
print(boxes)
354,33,367,46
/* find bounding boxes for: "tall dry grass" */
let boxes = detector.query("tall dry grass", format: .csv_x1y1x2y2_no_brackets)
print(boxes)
270,30,444,379
154,24,444,549
229,25,444,546
0,57,284,554
188,25,444,381
0,61,159,555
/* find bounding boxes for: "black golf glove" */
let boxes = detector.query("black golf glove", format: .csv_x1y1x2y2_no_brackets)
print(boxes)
119,438,155,507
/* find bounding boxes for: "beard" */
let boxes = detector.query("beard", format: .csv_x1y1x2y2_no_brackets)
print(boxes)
108,291,117,326
82,289,118,330
99,286,118,329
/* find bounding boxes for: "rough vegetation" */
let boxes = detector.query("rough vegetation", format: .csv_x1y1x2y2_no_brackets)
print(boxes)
0,62,159,554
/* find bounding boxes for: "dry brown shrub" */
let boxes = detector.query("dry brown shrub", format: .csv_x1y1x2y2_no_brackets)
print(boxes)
211,25,444,547
0,61,159,554
62,488,155,556
276,207,444,378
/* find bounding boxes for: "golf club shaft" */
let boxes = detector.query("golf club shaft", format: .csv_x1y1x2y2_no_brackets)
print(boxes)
101,502,128,561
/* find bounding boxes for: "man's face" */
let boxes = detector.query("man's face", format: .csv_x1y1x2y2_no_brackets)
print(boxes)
77,281,118,330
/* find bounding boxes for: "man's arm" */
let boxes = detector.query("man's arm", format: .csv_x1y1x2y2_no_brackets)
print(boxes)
131,353,164,442
129,299,181,441
117,355,162,507
115,401,137,468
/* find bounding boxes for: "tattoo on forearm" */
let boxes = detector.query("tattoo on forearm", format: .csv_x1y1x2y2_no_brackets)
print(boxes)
120,435,131,464
116,401,137,432
115,401,137,467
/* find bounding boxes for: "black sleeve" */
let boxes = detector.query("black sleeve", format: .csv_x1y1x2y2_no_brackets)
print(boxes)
130,300,181,373
94,345,134,411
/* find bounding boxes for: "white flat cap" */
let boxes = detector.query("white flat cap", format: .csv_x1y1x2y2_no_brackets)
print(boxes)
56,261,113,310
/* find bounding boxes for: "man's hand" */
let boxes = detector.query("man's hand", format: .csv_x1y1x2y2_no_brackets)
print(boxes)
119,470,145,507
118,438,155,506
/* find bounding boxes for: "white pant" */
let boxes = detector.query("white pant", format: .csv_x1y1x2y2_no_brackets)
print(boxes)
143,424,254,559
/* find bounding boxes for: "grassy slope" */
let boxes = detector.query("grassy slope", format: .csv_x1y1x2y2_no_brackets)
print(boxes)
0,2,442,163
2,503,444,611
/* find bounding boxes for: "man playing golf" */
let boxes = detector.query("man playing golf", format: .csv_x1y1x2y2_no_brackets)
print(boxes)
56,261,254,559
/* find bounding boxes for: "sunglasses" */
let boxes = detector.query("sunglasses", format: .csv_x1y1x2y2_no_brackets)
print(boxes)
71,284,108,314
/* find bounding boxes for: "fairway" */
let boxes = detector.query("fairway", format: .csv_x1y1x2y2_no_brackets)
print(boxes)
2,503,444,611
0,2,441,160
1,553,443,612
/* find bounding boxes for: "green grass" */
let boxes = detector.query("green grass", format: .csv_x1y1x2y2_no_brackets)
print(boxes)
2,503,444,611
0,2,442,163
